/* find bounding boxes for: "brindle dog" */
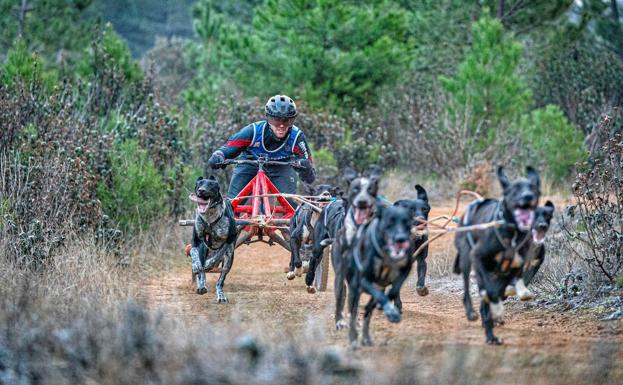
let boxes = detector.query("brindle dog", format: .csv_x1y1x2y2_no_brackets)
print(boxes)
190,176,238,303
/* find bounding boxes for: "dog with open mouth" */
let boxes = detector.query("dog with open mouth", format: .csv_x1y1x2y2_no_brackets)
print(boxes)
509,200,555,293
330,167,382,329
287,183,338,281
453,166,541,345
189,175,238,303
344,204,414,346
394,184,431,299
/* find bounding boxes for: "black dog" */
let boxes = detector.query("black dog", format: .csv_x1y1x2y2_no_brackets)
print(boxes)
331,167,382,329
346,205,414,346
304,190,346,294
520,200,555,287
453,166,540,345
287,183,336,280
394,184,431,297
190,176,238,303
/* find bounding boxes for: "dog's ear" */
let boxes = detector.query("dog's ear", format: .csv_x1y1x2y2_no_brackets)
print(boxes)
329,186,344,197
196,176,204,182
208,175,216,181
369,165,382,182
526,166,540,190
544,200,555,213
414,184,428,202
497,166,510,191
343,167,358,184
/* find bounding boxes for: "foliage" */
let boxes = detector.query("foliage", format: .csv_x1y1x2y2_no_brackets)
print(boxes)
529,30,623,135
562,114,623,283
77,23,143,83
440,12,533,150
516,104,585,181
97,140,167,234
207,0,415,112
0,0,93,68
2,38,56,89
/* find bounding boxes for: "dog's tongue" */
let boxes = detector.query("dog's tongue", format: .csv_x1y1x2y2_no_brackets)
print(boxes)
389,240,410,259
197,199,210,214
532,229,546,243
355,208,370,224
515,208,533,228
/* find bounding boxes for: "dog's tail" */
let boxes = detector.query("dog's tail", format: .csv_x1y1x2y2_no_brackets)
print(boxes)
452,253,461,275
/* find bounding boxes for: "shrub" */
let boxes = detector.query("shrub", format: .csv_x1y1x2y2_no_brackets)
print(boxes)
517,104,586,182
561,114,623,283
77,23,143,84
440,11,532,151
97,140,167,235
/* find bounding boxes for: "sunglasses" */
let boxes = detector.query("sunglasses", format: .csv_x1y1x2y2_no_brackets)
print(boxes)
267,116,295,126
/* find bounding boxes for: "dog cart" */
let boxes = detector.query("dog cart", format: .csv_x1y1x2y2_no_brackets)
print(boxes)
180,156,331,292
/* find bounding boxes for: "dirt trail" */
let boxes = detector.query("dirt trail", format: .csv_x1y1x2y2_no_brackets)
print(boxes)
141,205,623,384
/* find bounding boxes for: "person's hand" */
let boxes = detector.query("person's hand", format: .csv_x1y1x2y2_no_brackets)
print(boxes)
297,158,311,171
296,159,315,183
208,151,226,169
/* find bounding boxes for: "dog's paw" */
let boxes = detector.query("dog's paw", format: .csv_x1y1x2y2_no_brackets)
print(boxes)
286,271,296,280
467,311,479,321
361,335,374,347
504,285,517,297
196,287,207,295
306,285,317,294
217,295,229,304
383,303,401,323
515,279,534,301
486,336,504,345
416,286,429,296
335,319,348,330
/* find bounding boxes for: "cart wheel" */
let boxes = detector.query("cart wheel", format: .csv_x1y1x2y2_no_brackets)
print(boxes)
313,246,330,292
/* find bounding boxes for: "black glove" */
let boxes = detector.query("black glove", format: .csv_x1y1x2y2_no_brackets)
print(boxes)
208,151,226,169
296,159,315,184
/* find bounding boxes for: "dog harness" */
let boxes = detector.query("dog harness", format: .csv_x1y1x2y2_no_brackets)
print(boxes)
463,199,530,274
247,121,301,160
353,220,407,283
196,200,237,250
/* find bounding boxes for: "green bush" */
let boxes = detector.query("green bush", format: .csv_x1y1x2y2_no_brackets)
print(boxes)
77,23,143,83
194,0,415,112
2,39,56,90
517,104,585,181
440,11,532,150
97,140,167,235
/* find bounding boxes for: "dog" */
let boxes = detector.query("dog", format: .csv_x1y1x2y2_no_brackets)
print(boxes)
190,175,238,303
345,205,414,346
330,167,382,329
394,184,431,298
512,200,555,289
287,183,337,280
304,188,346,294
453,166,540,345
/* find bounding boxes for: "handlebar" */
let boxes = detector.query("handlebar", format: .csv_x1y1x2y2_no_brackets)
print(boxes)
222,157,303,169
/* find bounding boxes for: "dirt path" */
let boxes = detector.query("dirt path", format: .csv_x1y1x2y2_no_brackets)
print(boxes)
140,206,623,384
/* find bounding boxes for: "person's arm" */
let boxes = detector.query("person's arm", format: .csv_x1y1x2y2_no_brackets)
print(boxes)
208,124,254,168
293,132,316,183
